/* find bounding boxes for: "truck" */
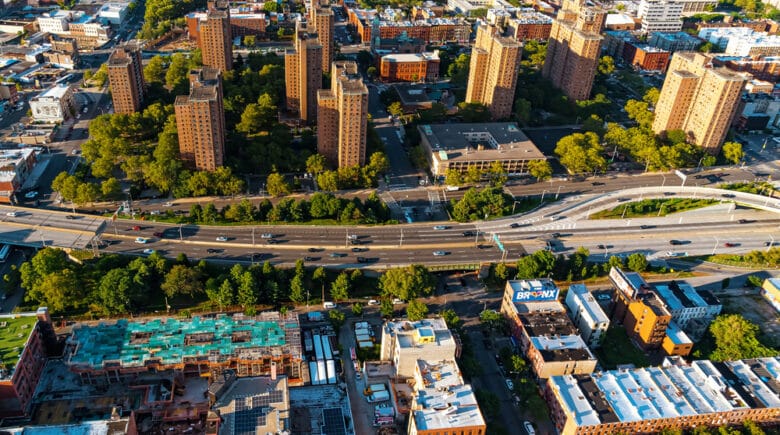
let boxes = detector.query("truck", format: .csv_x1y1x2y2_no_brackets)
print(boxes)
367,390,390,403
364,383,387,396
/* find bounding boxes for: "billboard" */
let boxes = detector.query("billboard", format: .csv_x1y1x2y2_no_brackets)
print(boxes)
512,287,559,302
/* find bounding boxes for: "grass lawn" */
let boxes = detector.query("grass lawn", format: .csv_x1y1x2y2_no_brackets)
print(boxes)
595,325,650,370
589,198,717,219
0,316,38,369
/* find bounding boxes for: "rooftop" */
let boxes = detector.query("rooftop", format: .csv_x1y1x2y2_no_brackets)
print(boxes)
518,311,579,337
4,419,132,435
567,284,609,325
213,376,289,435
654,281,718,311
384,318,455,349
34,84,71,100
531,335,595,362
665,322,692,345
382,52,439,63
420,123,544,164
550,357,780,428
289,385,355,435
415,359,463,390
0,314,39,375
413,383,485,430
65,313,300,369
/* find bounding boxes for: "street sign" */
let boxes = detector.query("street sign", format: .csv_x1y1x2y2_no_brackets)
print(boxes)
492,233,505,252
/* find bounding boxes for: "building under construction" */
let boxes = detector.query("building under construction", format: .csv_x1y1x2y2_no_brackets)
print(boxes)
63,312,303,385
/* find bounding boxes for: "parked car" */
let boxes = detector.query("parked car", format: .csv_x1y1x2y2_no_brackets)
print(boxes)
524,421,536,435
367,299,379,306
505,379,514,390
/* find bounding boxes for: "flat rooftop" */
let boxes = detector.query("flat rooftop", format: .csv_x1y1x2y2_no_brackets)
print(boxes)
665,322,692,345
654,281,717,311
0,315,38,374
531,335,595,362
550,357,780,428
518,311,579,337
385,318,455,349
567,284,609,325
66,313,300,369
289,385,355,435
413,383,485,430
213,376,289,435
416,359,463,390
420,123,544,163
382,52,439,62
35,84,70,100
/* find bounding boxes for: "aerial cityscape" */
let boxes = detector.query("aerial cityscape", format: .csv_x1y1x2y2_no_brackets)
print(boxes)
0,0,776,433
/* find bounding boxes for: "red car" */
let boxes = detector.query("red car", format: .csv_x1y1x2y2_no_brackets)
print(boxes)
724,242,737,248
132,225,141,231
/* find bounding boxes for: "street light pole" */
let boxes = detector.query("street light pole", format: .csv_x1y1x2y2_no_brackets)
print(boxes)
712,237,719,255
540,190,547,204
555,185,562,200
399,228,404,247
769,234,775,252
179,224,183,241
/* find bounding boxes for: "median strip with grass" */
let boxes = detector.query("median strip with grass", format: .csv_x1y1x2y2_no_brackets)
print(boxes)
589,198,717,219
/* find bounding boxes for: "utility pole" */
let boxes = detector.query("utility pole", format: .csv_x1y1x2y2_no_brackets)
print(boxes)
399,228,404,247
179,224,183,241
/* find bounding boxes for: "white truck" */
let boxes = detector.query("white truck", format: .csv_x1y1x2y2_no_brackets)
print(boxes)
367,390,390,403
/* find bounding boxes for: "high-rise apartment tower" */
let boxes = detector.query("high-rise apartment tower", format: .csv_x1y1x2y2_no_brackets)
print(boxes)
317,61,369,168
199,1,233,72
174,68,227,171
465,24,522,120
311,6,335,74
285,21,323,124
107,41,145,114
652,52,747,154
542,0,605,101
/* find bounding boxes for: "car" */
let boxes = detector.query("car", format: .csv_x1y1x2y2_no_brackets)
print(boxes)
266,239,279,244
551,232,561,238
132,225,141,231
206,248,223,254
351,247,367,253
738,219,749,224
509,222,522,228
432,250,448,256
5,211,17,217
639,225,653,229
216,236,228,242
82,107,88,114
330,252,346,258
597,244,606,249
392,298,404,305
24,191,38,199
134,237,149,244
65,215,76,220
347,234,358,240
721,193,735,198
591,181,604,186
724,242,737,247
142,248,155,255
367,299,379,306
462,231,476,237
308,247,319,252
669,240,683,245
162,202,173,207
260,233,274,239
433,225,449,230
357,257,372,263
765,241,773,247
523,421,536,435
71,149,81,155
304,256,318,261
505,379,514,390
153,232,164,238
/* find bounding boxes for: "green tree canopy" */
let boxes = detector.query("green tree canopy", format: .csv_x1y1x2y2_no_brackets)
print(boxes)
554,132,607,175
406,299,429,321
721,141,744,164
379,265,435,301
708,314,777,361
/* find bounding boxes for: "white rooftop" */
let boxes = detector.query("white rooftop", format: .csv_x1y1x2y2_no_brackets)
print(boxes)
413,384,485,430
605,13,635,26
416,359,463,390
382,52,439,62
665,322,692,345
36,84,70,100
724,359,780,408
568,284,609,325
531,335,592,354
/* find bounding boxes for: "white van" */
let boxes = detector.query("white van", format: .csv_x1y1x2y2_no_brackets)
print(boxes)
323,301,336,309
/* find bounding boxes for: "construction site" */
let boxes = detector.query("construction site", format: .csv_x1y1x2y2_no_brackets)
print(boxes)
63,312,304,384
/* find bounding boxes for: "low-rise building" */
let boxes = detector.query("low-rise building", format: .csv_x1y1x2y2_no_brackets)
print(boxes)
29,84,75,122
394,83,449,112
0,82,18,104
0,308,53,418
609,267,672,350
712,55,780,83
700,27,780,57
653,280,722,340
187,8,267,42
761,277,780,313
661,321,693,356
380,318,460,378
211,374,290,434
417,122,546,177
648,31,704,52
97,3,129,26
446,0,514,15
348,7,471,44
408,382,486,435
565,284,609,348
501,279,598,378
624,43,671,71
0,148,37,203
36,10,110,49
545,356,780,435
380,52,440,82
605,13,638,31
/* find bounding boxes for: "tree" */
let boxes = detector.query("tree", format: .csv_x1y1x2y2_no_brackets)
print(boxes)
643,87,660,106
97,269,135,314
266,172,290,197
289,274,305,303
486,161,508,187
709,314,777,361
330,272,350,302
746,275,763,288
263,0,279,12
366,66,377,77
626,253,648,272
352,303,363,317
328,309,345,329
388,101,404,117
624,99,654,129
161,265,203,298
206,279,235,311
457,102,492,122
244,35,256,47
445,169,463,186
480,309,503,330
101,177,122,199
306,154,328,175
597,55,615,76
554,132,606,174
527,159,552,181
165,53,191,93
406,299,429,321
440,308,462,330
447,53,470,86
379,265,435,300
144,56,167,84
721,141,743,164
380,299,394,318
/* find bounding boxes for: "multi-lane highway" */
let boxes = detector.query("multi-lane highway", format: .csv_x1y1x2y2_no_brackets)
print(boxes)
2,183,779,268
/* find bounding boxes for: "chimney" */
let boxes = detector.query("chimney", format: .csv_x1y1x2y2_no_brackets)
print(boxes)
270,361,277,380
36,307,51,324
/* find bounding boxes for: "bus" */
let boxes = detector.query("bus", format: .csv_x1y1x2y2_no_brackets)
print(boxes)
0,244,10,263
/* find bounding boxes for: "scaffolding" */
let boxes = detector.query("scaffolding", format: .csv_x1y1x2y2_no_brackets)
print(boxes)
64,312,303,384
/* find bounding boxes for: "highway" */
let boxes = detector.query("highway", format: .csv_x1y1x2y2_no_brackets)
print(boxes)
1,183,779,268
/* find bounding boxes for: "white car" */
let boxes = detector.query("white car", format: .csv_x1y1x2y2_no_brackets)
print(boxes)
142,248,155,255
367,299,379,306
5,211,17,217
433,225,449,230
216,236,228,242
523,421,535,435
134,237,149,244
163,202,173,207
505,379,514,390
24,191,37,199
260,233,274,239
392,298,404,305
432,251,448,256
